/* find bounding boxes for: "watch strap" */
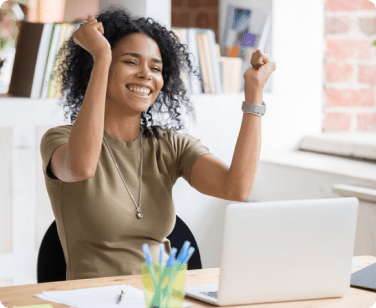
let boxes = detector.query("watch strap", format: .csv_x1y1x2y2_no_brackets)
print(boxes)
242,101,266,116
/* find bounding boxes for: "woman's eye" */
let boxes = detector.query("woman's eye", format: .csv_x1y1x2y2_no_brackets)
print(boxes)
152,67,161,72
125,61,136,65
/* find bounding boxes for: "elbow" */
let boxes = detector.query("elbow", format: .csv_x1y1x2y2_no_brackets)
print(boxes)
69,164,96,181
239,190,251,202
227,187,252,202
85,169,96,179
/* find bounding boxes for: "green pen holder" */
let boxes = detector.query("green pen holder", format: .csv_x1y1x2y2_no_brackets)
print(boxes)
141,261,187,308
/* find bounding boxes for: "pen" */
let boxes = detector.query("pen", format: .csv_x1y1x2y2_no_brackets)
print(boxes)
118,289,126,304
142,243,158,288
159,243,164,283
176,241,191,263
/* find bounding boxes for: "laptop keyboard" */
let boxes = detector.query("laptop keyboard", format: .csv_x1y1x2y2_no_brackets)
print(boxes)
200,291,218,299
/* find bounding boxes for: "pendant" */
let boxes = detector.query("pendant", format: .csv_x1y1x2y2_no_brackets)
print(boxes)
137,212,143,219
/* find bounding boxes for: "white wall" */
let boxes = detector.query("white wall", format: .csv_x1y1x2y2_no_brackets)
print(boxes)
263,0,325,153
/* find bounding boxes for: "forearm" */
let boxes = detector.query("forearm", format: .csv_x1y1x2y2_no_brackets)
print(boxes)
66,57,111,177
226,86,263,201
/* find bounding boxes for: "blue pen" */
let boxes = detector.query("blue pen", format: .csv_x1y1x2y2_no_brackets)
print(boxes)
158,247,177,285
159,243,164,283
182,246,195,264
176,241,191,264
163,246,195,306
166,247,177,267
142,243,158,289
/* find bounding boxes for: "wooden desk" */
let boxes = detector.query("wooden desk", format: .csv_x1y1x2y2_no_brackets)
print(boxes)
1,256,375,308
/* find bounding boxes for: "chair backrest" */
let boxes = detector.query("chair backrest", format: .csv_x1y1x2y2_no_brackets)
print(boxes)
37,215,202,283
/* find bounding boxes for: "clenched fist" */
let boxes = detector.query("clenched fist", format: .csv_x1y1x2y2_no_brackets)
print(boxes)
243,49,276,89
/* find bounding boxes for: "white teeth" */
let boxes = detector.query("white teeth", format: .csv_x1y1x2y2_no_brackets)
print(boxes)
127,85,151,95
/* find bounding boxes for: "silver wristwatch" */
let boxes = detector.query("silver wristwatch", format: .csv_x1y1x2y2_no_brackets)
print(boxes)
241,101,266,117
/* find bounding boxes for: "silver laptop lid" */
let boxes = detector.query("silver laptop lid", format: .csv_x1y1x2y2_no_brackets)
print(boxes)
217,197,358,306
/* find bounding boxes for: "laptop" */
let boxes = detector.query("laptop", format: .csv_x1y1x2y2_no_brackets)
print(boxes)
185,197,359,306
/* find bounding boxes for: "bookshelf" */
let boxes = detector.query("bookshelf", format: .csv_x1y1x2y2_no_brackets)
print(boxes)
0,0,274,287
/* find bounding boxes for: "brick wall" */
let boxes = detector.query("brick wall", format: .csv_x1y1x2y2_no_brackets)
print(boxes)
324,0,376,132
171,0,219,43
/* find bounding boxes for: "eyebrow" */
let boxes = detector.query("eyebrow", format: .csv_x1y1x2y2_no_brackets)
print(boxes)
121,52,163,64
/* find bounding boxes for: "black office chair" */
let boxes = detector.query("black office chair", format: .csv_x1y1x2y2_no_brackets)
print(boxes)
37,215,202,283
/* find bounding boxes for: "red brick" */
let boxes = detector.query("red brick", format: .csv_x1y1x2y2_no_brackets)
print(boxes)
359,17,376,35
357,113,376,130
325,16,352,34
325,63,354,82
326,88,374,107
357,39,374,59
323,113,352,131
358,65,376,84
361,0,376,9
325,40,356,59
326,0,376,11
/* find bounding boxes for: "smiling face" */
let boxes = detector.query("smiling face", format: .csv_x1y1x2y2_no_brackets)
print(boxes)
106,32,164,115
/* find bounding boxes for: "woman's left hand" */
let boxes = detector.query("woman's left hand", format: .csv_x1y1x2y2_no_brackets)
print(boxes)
243,49,276,91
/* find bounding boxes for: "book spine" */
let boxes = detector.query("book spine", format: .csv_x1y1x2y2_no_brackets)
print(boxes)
171,27,192,95
30,23,53,99
41,24,61,99
186,28,203,94
49,23,70,98
8,21,82,98
200,30,215,94
8,21,44,97
196,32,210,94
207,30,222,94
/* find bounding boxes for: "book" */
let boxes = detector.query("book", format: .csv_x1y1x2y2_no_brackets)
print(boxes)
8,21,47,97
219,57,242,93
170,27,192,95
49,24,75,98
186,28,203,94
41,23,61,98
198,29,215,94
206,29,222,94
172,28,223,94
196,32,210,93
8,21,76,98
30,23,54,98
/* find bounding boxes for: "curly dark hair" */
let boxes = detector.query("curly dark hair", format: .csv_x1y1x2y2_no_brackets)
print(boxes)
53,6,202,139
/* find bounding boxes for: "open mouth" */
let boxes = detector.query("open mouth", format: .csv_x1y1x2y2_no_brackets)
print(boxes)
126,86,152,98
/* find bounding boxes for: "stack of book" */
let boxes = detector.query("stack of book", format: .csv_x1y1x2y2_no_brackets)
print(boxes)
172,27,244,94
9,14,271,98
171,9,271,95
8,21,77,98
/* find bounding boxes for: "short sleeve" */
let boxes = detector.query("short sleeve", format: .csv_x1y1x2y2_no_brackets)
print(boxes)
166,129,212,185
40,125,71,180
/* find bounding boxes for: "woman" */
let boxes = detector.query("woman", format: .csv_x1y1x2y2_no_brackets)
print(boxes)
40,7,276,281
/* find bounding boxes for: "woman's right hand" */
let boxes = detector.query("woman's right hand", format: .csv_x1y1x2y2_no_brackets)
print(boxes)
72,14,112,63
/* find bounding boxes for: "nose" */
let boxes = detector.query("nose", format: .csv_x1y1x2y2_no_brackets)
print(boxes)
136,64,152,79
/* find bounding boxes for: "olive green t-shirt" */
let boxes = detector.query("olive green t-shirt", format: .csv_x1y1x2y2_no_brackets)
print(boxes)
40,125,211,280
